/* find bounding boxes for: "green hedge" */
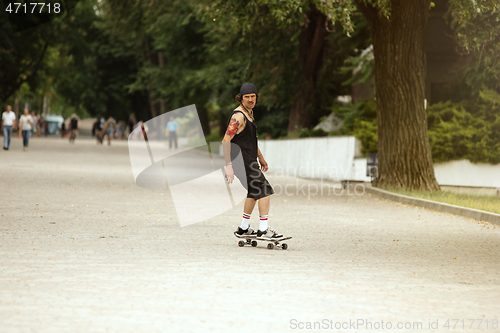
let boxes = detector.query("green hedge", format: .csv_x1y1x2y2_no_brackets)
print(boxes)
330,99,500,164
427,101,500,164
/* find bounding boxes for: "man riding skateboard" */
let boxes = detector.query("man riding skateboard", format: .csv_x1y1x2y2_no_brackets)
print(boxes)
222,83,282,239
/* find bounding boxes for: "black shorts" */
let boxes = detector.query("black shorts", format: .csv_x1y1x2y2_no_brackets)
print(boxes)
233,159,274,200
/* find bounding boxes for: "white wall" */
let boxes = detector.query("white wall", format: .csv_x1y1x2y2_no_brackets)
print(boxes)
434,159,500,188
257,136,371,182
220,137,500,187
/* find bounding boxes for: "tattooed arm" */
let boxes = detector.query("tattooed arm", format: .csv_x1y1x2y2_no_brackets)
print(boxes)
222,113,244,183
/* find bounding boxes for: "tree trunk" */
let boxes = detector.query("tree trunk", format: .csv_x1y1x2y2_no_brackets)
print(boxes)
355,0,440,191
287,3,328,134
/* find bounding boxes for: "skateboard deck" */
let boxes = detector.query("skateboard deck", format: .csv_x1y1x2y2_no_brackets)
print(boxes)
234,232,292,250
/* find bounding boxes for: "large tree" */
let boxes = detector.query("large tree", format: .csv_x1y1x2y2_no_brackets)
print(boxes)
351,0,440,190
316,0,497,191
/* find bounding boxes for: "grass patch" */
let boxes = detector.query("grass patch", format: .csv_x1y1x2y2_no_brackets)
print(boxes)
387,189,500,214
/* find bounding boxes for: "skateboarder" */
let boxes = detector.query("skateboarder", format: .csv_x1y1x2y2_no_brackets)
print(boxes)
222,83,282,239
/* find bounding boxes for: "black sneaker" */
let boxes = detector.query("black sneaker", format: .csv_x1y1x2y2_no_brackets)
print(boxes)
257,227,283,239
235,226,256,236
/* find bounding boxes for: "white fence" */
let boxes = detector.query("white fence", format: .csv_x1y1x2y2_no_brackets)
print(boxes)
219,137,500,187
434,160,500,188
256,136,371,182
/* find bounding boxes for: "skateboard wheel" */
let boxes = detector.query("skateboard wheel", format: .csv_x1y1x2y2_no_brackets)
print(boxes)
238,240,245,247
251,240,257,247
267,243,274,250
281,243,288,250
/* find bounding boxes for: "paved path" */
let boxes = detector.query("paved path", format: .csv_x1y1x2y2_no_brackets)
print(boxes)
0,137,499,332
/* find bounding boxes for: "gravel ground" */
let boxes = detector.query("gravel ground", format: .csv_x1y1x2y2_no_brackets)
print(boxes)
0,136,499,333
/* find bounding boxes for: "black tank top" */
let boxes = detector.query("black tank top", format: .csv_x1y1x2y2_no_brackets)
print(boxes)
227,110,258,162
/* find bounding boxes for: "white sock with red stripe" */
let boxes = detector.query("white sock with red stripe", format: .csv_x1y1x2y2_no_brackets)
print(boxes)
240,213,251,230
259,215,268,231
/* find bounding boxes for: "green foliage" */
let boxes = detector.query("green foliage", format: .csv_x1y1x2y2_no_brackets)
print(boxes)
334,98,500,163
327,99,378,154
427,101,500,164
295,127,328,138
336,99,377,132
444,1,500,102
448,0,500,53
340,45,374,87
479,88,500,105
350,118,377,154
0,2,60,103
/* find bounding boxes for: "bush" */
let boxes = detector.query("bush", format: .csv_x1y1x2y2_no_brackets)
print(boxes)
427,101,500,164
332,99,500,164
351,118,378,154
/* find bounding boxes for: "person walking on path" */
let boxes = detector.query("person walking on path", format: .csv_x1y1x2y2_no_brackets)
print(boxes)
222,83,280,238
61,120,66,138
101,116,117,146
2,105,16,151
36,116,43,136
93,117,103,144
69,114,78,143
19,109,34,151
166,116,179,149
31,112,38,137
117,121,125,140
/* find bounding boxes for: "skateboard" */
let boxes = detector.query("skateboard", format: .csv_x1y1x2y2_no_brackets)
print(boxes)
234,232,292,250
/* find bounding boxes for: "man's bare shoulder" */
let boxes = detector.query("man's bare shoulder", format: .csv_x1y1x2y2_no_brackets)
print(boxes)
231,112,245,122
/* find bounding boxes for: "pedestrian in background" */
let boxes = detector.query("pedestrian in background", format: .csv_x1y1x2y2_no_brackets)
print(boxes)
101,116,117,146
19,108,33,151
31,112,38,137
166,116,179,149
36,116,42,136
61,120,66,138
2,105,16,150
128,117,135,137
93,117,103,144
69,114,78,143
117,121,125,140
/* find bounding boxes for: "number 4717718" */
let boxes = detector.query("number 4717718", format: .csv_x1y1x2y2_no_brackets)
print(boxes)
5,2,61,14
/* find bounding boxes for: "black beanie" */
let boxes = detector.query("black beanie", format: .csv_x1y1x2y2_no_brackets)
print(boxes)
240,83,258,96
